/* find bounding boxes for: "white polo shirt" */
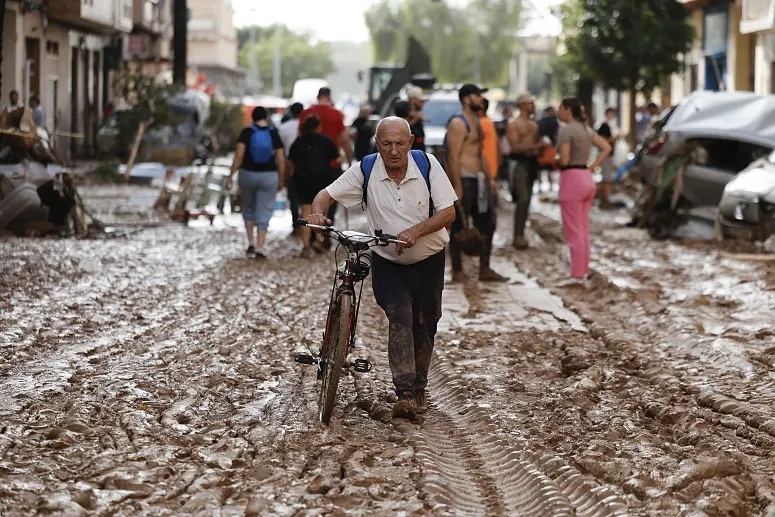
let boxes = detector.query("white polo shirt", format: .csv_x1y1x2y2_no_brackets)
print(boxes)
326,153,457,265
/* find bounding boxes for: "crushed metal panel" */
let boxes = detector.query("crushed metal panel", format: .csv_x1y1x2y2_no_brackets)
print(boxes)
665,91,775,147
724,157,775,202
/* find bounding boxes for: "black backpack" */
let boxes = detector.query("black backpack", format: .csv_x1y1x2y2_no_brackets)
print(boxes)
293,136,333,184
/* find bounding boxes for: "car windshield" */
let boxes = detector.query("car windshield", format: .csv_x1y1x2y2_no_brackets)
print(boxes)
423,99,461,127
656,106,675,126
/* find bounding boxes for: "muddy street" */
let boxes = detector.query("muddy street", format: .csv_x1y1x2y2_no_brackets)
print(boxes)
2,185,775,516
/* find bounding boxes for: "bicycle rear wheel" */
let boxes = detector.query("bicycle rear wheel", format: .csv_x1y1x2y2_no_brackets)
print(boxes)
319,293,352,424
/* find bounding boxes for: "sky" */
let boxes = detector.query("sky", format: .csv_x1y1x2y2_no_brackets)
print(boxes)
231,0,562,42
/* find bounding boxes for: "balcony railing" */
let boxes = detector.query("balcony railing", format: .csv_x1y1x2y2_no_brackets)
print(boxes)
741,0,775,32
47,0,133,32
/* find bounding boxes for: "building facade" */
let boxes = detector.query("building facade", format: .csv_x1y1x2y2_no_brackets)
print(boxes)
740,0,775,94
186,0,245,99
125,0,173,81
1,0,134,159
671,0,760,102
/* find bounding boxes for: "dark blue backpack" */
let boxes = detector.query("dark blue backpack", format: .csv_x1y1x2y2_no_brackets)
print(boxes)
438,113,471,170
360,149,433,217
249,125,274,163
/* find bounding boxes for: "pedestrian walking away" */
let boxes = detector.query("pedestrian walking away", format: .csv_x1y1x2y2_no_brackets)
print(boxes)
288,116,343,257
307,117,457,420
300,87,353,243
556,98,611,280
506,93,545,249
228,106,286,258
279,102,305,229
445,84,508,283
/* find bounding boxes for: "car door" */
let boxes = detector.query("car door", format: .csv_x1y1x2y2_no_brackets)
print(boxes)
682,163,731,206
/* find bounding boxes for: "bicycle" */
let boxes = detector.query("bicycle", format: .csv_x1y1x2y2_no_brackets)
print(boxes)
294,219,406,424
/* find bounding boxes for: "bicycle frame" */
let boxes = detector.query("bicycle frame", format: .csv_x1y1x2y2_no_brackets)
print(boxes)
319,247,366,379
294,221,405,381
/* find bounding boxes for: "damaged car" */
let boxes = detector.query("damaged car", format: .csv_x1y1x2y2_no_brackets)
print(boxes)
632,91,775,238
637,91,775,207
717,150,775,241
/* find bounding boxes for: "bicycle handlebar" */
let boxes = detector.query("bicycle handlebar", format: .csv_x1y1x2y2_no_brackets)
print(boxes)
297,219,407,246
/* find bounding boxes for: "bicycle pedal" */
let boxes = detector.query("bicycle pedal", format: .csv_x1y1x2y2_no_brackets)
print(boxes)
352,359,372,373
294,353,315,365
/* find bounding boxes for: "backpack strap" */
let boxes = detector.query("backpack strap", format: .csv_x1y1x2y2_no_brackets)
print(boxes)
360,151,434,218
409,149,431,189
360,153,378,209
455,113,470,133
409,150,434,218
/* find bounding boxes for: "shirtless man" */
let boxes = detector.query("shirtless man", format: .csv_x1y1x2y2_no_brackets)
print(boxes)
446,84,508,283
506,93,543,249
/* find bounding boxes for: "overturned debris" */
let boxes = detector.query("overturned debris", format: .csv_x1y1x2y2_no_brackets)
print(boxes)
0,107,108,238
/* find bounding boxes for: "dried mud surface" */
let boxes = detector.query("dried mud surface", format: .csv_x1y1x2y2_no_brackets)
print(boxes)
1,184,775,516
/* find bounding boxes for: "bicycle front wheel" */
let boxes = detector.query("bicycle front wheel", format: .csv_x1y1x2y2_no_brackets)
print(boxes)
318,292,352,424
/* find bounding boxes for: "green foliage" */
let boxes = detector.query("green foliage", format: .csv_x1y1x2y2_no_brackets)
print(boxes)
364,0,523,87
207,98,243,153
237,25,336,96
551,52,584,99
112,63,186,146
560,0,695,93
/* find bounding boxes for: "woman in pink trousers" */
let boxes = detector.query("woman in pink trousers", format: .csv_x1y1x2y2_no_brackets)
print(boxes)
555,98,612,280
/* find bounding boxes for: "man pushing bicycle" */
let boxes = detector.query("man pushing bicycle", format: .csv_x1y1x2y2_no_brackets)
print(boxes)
307,117,457,420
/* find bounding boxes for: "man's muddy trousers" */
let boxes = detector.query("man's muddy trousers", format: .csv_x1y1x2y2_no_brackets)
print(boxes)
371,250,445,394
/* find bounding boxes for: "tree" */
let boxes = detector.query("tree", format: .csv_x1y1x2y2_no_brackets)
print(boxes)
468,0,523,85
111,64,184,159
363,1,402,63
364,0,523,86
237,25,336,97
562,0,694,145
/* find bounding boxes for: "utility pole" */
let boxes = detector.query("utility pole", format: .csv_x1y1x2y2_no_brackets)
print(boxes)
272,26,281,97
173,0,188,86
250,20,260,95
473,30,481,84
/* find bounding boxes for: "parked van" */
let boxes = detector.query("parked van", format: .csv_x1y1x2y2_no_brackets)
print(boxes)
292,78,329,108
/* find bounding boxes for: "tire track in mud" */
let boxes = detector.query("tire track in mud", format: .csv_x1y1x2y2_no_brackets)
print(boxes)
1,227,434,515
417,359,631,517
517,210,775,514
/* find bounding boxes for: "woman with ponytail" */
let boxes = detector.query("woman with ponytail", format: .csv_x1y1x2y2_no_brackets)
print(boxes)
555,98,612,280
